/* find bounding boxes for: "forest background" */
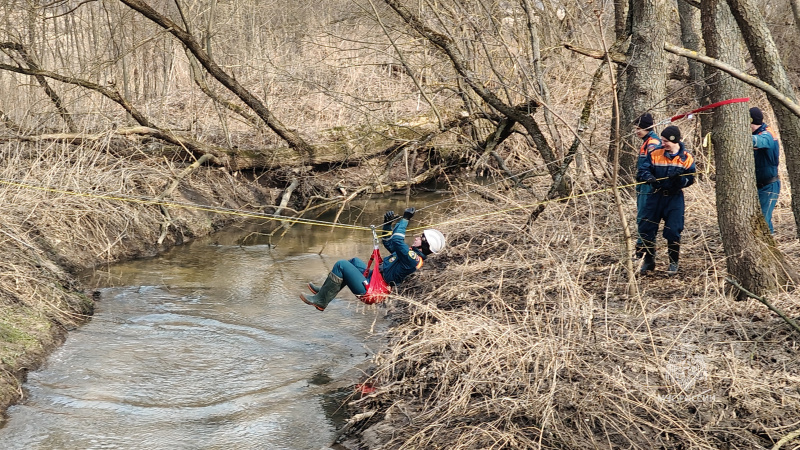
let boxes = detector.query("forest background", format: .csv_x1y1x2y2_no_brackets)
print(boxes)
1,0,800,448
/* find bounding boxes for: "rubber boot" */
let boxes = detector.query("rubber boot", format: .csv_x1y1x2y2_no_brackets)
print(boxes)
300,273,343,311
667,241,680,275
307,282,321,294
640,246,656,274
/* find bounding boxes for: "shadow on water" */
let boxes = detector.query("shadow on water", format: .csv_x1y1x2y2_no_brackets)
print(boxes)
0,192,453,450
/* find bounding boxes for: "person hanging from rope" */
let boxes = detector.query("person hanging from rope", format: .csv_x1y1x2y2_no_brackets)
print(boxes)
633,113,662,259
300,207,446,311
637,125,696,275
749,107,781,234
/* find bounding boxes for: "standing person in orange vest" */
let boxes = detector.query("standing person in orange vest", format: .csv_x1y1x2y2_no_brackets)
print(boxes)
633,113,662,258
637,125,696,275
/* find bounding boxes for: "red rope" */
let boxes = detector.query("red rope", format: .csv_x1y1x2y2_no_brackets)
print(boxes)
670,97,750,122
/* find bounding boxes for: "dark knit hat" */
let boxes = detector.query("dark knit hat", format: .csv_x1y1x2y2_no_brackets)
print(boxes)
750,107,764,125
661,125,681,143
635,113,654,130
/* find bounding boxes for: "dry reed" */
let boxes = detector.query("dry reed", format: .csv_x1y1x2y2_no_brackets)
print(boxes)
348,179,800,450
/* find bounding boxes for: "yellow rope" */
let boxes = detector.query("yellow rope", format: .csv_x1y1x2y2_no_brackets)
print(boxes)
0,170,705,237
407,172,705,233
0,178,371,232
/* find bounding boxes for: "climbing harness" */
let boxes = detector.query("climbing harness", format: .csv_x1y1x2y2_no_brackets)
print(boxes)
360,225,391,305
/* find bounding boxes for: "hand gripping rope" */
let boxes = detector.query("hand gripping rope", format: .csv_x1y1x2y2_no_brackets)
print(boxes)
360,225,391,305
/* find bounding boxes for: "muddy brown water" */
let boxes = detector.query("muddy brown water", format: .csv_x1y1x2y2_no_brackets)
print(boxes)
0,194,449,449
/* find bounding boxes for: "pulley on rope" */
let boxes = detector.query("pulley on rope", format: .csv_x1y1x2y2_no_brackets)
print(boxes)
360,225,391,305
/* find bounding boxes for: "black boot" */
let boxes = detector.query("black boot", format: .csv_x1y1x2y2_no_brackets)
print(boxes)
667,241,680,275
634,242,645,259
640,246,656,274
300,273,343,311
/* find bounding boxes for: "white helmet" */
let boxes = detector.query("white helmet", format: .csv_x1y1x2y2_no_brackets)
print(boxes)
422,229,446,254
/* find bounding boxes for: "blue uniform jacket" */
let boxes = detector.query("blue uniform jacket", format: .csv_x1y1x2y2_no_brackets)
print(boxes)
752,123,779,185
636,130,662,171
380,218,425,285
637,143,696,194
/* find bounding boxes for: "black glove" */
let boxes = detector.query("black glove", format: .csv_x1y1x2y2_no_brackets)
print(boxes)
383,210,398,224
403,207,416,220
647,179,659,187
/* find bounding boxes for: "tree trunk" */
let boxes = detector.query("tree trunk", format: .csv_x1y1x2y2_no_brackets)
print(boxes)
678,0,711,134
619,0,668,178
701,0,795,297
726,0,800,240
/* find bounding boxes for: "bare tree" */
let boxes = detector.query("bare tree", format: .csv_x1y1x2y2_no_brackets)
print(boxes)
701,0,795,297
116,0,315,157
726,0,800,240
380,0,563,189
617,0,668,178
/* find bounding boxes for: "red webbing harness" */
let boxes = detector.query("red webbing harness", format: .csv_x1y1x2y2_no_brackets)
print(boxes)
360,226,391,305
669,97,749,122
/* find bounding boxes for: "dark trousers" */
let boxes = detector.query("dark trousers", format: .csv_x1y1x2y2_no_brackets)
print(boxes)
635,182,654,246
638,191,685,246
331,258,369,296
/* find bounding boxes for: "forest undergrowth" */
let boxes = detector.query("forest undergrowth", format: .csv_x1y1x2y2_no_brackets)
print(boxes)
343,178,800,450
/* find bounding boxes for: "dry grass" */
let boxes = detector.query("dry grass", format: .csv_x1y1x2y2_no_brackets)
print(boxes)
350,179,800,449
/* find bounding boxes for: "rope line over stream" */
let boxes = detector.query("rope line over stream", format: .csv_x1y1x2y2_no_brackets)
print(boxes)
0,170,703,238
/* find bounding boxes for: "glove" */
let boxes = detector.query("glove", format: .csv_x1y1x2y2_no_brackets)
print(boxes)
383,210,398,224
647,179,659,187
403,207,416,220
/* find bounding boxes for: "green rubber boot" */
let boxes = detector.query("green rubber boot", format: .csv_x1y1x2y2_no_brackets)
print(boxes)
300,273,343,311
307,282,321,294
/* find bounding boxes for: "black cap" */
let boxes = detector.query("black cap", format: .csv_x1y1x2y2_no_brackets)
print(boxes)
750,107,763,125
661,125,681,143
635,113,654,130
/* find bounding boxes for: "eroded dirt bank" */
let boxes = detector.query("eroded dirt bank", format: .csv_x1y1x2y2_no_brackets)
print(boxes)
0,144,278,422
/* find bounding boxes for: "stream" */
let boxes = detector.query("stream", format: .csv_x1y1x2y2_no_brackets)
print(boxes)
0,194,445,449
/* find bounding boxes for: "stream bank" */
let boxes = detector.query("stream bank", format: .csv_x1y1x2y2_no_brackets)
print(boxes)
0,149,279,422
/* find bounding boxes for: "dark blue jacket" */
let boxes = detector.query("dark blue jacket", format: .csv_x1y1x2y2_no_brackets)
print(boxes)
752,123,779,185
380,218,425,285
636,130,662,171
637,143,696,194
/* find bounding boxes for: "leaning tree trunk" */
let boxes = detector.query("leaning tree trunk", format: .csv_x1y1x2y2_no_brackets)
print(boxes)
618,0,668,178
701,0,794,297
726,0,800,241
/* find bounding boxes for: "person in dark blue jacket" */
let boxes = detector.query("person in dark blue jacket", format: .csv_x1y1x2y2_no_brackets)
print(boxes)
300,207,446,311
749,107,780,233
633,113,662,258
637,125,696,275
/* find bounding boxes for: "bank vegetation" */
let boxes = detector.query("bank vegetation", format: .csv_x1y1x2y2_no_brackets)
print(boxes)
1,1,799,448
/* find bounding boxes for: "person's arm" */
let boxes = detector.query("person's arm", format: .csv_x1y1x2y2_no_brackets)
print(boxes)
637,151,657,184
752,130,776,149
381,211,398,251
384,216,410,255
681,154,696,189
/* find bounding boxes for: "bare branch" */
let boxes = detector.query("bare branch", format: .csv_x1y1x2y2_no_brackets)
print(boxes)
117,0,315,158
